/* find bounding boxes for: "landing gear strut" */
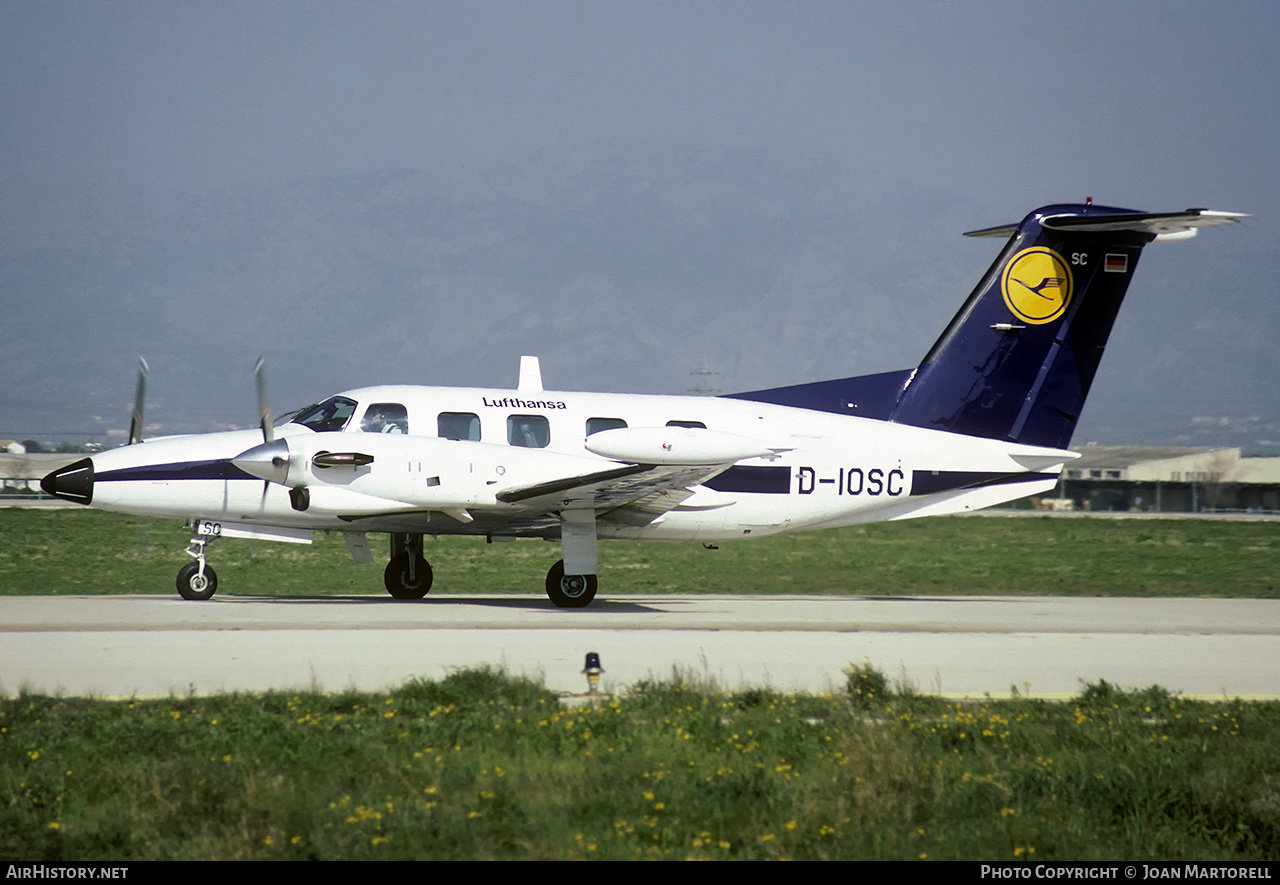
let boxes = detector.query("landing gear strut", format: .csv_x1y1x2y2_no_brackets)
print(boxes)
385,532,432,599
177,535,218,600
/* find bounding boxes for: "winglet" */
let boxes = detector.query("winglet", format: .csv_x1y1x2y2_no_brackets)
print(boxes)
518,355,543,392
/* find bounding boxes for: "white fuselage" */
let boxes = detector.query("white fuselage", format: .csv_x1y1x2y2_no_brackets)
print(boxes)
84,383,1070,544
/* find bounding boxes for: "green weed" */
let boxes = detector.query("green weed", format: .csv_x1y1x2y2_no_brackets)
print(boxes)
3,670,1279,860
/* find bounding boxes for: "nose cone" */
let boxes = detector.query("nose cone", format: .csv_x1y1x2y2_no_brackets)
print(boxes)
41,457,95,505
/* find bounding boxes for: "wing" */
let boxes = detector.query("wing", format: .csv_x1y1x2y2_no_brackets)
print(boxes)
331,425,783,535
493,425,787,526
494,461,734,527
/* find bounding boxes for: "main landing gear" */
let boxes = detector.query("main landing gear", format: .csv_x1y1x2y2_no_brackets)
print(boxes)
385,533,433,599
545,559,597,608
379,535,596,607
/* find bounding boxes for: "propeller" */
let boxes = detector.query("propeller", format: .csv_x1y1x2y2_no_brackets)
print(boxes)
250,356,280,523
254,355,273,444
234,357,376,514
127,358,149,445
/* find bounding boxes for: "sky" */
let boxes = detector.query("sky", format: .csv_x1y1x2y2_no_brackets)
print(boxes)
2,1,1277,449
6,1,1277,206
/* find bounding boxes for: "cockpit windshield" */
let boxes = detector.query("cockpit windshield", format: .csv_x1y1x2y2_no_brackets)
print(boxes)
290,396,357,432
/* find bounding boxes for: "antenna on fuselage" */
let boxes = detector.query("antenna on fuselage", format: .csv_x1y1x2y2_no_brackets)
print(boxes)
518,355,543,392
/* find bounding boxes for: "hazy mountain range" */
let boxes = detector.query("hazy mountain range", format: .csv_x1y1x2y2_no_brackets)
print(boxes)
4,148,1275,453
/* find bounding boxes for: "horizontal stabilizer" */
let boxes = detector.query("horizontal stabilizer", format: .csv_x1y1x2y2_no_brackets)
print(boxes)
1007,447,1080,472
1040,209,1247,241
966,208,1246,240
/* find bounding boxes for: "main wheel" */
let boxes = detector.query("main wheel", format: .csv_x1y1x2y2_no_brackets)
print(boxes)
545,559,598,608
384,554,432,599
176,562,218,600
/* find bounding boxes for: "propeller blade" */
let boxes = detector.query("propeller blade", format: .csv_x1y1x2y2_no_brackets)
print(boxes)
128,358,149,445
254,356,273,443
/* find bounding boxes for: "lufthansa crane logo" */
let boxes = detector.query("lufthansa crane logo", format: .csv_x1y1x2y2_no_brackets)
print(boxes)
1001,247,1073,325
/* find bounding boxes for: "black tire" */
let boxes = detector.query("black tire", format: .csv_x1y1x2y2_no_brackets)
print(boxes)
384,554,432,599
545,559,597,608
176,562,217,600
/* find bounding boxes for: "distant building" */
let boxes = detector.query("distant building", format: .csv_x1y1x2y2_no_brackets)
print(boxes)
0,453,81,495
1043,446,1280,513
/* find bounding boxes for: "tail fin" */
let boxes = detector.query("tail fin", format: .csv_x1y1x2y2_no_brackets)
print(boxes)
887,203,1244,449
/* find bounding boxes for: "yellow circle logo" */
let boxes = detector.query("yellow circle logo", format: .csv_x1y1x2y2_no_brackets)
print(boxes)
1001,247,1073,325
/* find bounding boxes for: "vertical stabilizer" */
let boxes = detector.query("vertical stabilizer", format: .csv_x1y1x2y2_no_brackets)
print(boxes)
888,204,1243,449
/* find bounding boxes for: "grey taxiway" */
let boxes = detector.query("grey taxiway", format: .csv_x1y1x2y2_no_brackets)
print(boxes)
2,594,1277,699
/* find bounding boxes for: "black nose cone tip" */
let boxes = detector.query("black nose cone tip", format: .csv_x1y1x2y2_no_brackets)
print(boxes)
41,457,95,505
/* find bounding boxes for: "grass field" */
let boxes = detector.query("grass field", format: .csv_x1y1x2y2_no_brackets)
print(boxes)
1,507,1277,597
3,668,1278,861
3,509,1279,860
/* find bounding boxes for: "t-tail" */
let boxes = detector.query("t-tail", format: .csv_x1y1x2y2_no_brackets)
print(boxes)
728,202,1245,450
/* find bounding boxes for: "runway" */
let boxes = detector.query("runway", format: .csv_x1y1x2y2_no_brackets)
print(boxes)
2,594,1277,700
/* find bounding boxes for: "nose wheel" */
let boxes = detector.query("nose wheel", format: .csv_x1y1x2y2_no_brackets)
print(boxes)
177,535,218,600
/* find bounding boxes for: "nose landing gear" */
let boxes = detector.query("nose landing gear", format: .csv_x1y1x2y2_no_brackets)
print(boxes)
177,535,218,600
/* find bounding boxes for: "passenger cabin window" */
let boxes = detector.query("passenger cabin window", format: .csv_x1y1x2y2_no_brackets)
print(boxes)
508,414,550,448
360,403,408,434
292,396,357,432
666,420,707,429
438,412,481,441
586,417,627,436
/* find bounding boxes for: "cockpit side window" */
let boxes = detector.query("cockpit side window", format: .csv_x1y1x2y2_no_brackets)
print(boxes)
361,403,409,434
291,396,358,432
